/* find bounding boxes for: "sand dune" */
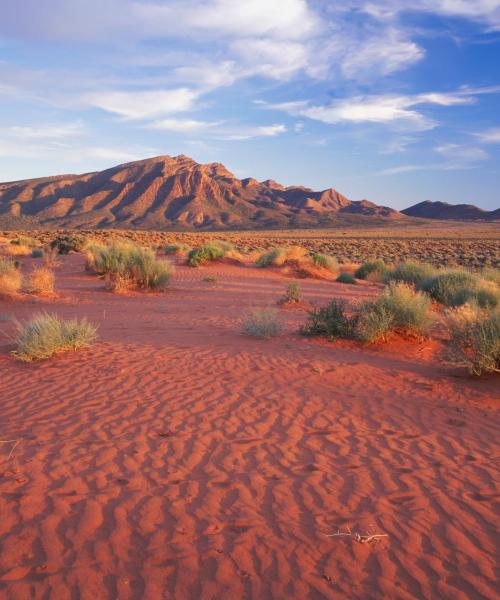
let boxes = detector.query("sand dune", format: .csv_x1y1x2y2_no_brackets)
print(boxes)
0,255,498,599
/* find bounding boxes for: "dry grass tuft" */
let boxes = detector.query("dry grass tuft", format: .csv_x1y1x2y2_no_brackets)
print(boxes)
25,267,56,296
0,258,22,297
243,308,282,338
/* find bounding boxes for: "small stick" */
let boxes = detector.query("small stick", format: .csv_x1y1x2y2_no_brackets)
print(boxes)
1,439,21,460
326,526,388,544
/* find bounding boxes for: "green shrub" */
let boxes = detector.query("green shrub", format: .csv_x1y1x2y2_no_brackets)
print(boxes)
243,308,282,338
385,261,436,287
355,302,395,343
301,299,357,339
0,257,22,297
357,283,434,342
311,253,338,272
257,247,287,268
50,234,87,254
355,259,387,280
165,243,191,256
280,282,301,304
451,281,500,309
445,306,500,376
13,313,98,361
187,244,226,267
336,272,357,284
31,248,44,258
481,268,500,287
86,241,173,291
420,269,481,306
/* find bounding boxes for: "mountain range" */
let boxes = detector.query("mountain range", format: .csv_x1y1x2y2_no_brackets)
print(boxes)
0,155,497,229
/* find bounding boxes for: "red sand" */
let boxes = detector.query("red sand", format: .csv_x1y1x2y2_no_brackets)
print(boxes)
0,255,498,599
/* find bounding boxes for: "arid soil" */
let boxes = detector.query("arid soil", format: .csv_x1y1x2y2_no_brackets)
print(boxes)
0,254,498,599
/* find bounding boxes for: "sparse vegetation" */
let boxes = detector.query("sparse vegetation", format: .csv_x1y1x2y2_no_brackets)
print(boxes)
187,244,227,267
301,299,357,340
355,259,387,280
0,257,22,297
10,236,38,247
257,247,287,267
336,272,357,284
25,267,55,296
243,308,282,338
50,234,87,255
310,253,338,272
421,269,499,308
165,243,191,256
445,305,500,376
31,248,44,258
384,261,436,287
85,241,173,291
13,312,98,361
357,283,434,342
280,282,302,304
203,275,218,282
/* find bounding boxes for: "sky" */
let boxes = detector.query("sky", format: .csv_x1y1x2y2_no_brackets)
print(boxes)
0,0,499,210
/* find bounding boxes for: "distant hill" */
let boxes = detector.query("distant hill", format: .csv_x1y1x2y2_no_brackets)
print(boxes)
0,154,402,230
402,200,500,221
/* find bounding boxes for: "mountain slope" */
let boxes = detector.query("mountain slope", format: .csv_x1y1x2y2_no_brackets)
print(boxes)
402,200,500,221
0,154,402,230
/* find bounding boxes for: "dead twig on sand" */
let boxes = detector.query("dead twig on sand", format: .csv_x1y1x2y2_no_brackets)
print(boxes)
0,439,21,460
326,526,388,544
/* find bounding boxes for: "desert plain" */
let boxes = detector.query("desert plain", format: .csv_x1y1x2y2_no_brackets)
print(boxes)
0,226,499,600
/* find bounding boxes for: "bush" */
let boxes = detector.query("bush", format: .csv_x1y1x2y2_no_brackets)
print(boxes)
420,269,498,308
165,243,191,256
13,312,98,361
280,282,301,304
357,283,434,342
336,272,357,284
481,268,500,287
445,306,500,376
86,241,173,291
301,299,357,340
25,267,55,295
0,257,22,297
187,244,226,267
11,236,37,247
32,248,44,258
355,259,387,280
311,253,338,272
385,261,436,287
50,234,87,255
203,275,217,283
243,308,282,338
257,247,287,268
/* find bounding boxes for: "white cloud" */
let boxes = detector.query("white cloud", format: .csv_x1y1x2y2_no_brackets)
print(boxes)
86,88,199,119
435,143,489,162
476,127,500,143
7,121,85,139
216,124,287,141
147,118,221,132
266,86,500,131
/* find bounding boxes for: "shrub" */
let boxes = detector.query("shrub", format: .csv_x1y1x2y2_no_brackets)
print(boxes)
280,282,301,304
360,282,434,341
13,312,98,361
203,275,217,283
445,305,500,376
355,302,395,343
86,241,173,291
300,299,356,340
11,236,37,247
355,259,387,280
311,253,338,273
165,243,191,256
243,308,282,338
257,247,287,268
385,261,436,287
420,269,498,308
481,268,500,287
187,244,226,267
32,248,44,258
25,267,55,295
336,272,357,284
50,234,87,255
0,257,22,297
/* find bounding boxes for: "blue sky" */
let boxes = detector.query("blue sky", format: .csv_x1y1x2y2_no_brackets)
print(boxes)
0,0,499,210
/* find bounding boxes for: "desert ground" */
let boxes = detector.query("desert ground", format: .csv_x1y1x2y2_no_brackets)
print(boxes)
0,238,499,599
